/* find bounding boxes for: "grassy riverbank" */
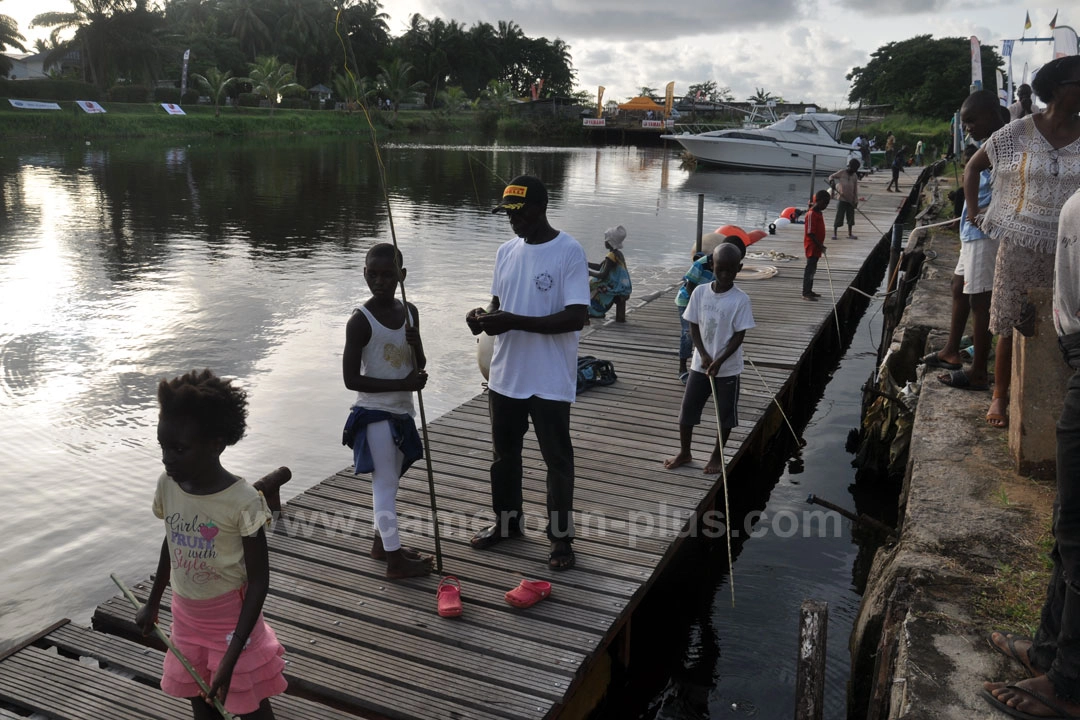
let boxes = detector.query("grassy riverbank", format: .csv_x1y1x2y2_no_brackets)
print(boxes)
0,101,583,142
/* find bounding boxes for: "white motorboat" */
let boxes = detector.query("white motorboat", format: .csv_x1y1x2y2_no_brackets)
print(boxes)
662,113,860,173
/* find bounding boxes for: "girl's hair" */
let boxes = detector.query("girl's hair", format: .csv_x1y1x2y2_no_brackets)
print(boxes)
1032,55,1080,104
157,369,248,446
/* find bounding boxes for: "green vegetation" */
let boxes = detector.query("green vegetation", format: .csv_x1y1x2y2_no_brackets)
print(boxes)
847,35,1005,118
18,0,576,114
974,516,1054,636
842,113,953,164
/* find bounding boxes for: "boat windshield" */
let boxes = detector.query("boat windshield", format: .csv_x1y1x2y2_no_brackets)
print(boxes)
815,117,844,141
794,119,819,134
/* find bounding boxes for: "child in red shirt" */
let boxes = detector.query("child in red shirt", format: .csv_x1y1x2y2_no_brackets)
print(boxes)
803,190,831,300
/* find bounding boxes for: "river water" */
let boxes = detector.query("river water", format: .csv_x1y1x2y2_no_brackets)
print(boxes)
0,135,873,716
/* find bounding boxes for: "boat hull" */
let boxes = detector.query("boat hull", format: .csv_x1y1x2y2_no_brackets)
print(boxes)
664,135,858,174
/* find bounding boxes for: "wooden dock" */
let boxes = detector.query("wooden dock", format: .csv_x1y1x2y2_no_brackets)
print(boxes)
0,169,922,719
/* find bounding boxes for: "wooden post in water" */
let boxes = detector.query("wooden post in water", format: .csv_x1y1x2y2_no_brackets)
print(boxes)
794,599,828,720
695,194,705,255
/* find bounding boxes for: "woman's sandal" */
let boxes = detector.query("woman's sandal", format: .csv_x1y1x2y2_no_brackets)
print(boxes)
436,576,463,617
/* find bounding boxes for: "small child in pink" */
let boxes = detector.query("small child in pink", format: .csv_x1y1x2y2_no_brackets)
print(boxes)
137,369,287,719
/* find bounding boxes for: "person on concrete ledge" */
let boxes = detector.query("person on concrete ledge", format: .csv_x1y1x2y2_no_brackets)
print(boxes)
982,187,1080,720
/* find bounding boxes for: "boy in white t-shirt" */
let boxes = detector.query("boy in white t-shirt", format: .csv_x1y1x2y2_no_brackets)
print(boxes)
663,243,755,474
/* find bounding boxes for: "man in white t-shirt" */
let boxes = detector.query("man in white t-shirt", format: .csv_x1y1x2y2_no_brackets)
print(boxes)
466,175,590,571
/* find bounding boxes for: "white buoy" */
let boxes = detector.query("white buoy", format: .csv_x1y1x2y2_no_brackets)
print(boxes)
477,333,494,380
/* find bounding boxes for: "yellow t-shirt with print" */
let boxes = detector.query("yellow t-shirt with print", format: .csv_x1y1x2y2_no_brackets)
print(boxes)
152,472,271,601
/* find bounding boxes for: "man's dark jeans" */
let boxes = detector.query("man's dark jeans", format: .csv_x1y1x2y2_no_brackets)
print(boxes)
488,389,575,542
1031,368,1080,700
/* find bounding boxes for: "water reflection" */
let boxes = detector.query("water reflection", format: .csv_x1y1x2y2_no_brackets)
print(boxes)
0,138,836,670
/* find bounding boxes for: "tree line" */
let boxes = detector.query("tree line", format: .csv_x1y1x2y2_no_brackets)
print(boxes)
0,0,577,109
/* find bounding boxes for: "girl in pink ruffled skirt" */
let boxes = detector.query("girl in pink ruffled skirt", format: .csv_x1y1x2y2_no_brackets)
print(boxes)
137,369,287,719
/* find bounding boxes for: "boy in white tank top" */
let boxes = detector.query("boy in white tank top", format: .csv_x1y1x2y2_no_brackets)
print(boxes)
342,243,432,579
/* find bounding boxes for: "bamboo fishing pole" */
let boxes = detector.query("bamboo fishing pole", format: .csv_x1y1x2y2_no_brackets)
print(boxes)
335,12,444,572
110,574,237,720
821,251,843,347
707,376,736,608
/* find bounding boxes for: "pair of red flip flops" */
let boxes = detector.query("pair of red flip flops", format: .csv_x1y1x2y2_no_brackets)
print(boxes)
435,577,552,617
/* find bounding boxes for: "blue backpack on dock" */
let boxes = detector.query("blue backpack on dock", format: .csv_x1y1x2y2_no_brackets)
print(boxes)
577,356,617,394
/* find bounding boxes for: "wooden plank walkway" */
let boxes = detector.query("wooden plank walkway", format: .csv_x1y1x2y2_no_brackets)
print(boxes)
0,168,914,720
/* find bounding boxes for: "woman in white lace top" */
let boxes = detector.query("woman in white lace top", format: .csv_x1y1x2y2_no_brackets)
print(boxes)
962,55,1080,430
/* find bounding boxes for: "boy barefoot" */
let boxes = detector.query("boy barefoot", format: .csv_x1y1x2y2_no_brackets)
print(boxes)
663,243,755,474
343,243,433,579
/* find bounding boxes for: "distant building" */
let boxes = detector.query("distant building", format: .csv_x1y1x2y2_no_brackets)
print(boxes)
308,83,332,102
3,52,48,80
2,49,81,81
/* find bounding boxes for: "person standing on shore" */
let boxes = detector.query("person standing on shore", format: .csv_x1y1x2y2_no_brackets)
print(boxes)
928,90,1006,392
466,175,589,571
962,55,1080,429
981,186,1080,720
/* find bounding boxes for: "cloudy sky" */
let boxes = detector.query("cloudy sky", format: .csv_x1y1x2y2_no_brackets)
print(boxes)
2,0,1068,106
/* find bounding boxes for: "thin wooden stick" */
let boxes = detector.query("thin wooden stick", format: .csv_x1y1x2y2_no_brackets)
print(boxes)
745,355,804,448
821,251,843,347
110,574,237,720
707,376,736,608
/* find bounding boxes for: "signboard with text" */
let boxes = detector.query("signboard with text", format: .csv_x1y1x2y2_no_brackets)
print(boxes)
9,99,61,110
161,103,186,115
583,118,606,127
641,120,664,128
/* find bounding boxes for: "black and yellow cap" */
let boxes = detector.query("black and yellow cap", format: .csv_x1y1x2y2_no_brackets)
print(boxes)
491,175,549,213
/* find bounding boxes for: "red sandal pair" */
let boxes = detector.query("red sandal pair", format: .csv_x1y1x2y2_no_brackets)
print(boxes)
436,577,552,615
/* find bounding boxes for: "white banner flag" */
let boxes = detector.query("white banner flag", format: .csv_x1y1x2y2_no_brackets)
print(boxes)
8,99,61,110
970,36,984,90
1053,26,1079,59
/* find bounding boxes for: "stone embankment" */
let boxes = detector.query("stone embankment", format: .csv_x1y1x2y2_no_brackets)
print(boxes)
850,185,1054,719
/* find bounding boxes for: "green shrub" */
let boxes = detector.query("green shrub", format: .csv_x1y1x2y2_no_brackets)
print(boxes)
153,87,182,104
181,90,200,105
0,78,100,101
280,97,305,110
108,85,150,103
237,92,259,108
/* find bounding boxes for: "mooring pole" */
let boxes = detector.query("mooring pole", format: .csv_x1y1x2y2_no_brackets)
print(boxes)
809,155,817,199
794,599,828,720
695,193,705,255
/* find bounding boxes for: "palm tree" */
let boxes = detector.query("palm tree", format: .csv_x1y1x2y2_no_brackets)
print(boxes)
191,67,237,116
332,71,376,112
376,58,426,115
437,85,469,114
0,1,28,77
31,0,127,88
748,87,782,104
243,55,303,115
220,0,271,60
